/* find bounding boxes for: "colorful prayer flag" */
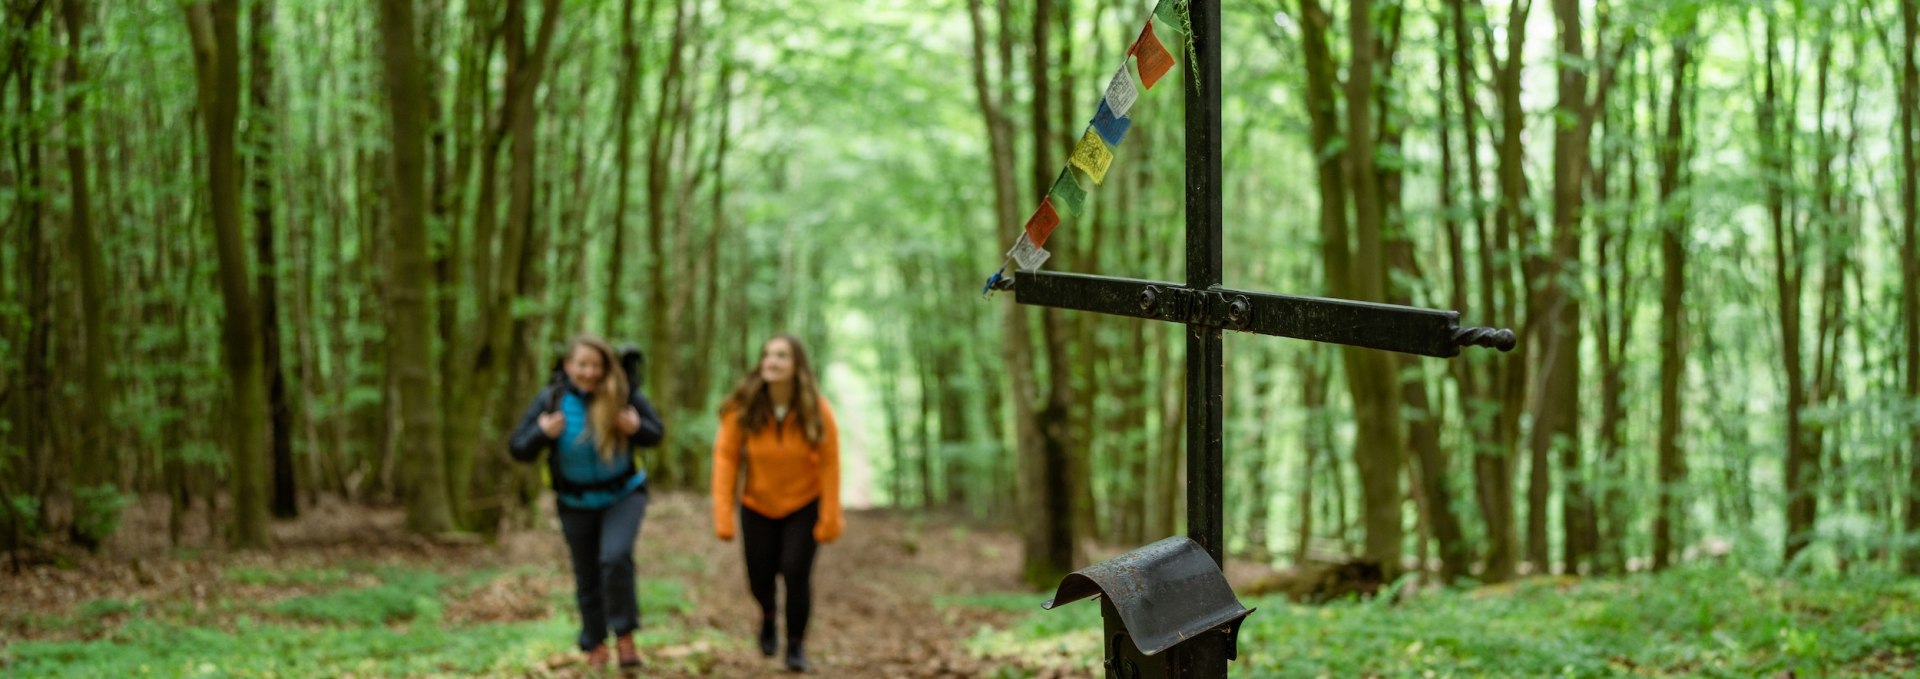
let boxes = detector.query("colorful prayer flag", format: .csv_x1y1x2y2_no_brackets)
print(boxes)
1008,233,1051,272
1133,21,1175,90
1025,197,1061,247
1092,100,1132,147
1069,129,1114,185
1048,168,1088,217
1104,63,1139,117
1154,0,1187,36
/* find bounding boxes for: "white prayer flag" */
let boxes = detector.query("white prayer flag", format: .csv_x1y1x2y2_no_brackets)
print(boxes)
1104,63,1139,117
1007,233,1052,272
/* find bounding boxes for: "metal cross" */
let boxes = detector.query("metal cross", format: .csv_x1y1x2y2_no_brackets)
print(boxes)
999,1,1514,675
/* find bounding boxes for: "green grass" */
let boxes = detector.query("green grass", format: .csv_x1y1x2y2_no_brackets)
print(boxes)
962,566,1920,677
270,568,454,626
6,616,577,677
3,564,703,678
221,565,354,588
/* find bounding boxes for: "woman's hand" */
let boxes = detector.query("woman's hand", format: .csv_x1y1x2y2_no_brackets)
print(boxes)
813,516,842,544
538,411,566,438
617,406,641,436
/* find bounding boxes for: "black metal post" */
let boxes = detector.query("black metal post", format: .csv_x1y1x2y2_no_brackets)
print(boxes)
1184,0,1223,569
1183,2,1229,676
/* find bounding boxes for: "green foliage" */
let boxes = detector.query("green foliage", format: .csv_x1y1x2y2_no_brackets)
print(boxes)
6,615,573,678
3,492,42,537
70,483,131,545
967,568,1920,677
639,577,696,617
269,568,478,625
964,594,1103,675
4,564,704,678
221,566,353,587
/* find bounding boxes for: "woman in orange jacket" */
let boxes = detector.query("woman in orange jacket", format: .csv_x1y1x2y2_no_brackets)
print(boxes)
711,333,842,673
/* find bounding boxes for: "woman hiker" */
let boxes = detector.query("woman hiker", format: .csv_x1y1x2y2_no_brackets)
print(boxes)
710,333,844,673
509,334,665,670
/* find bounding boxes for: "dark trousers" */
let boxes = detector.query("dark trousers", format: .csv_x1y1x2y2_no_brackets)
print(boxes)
741,500,819,645
557,487,649,651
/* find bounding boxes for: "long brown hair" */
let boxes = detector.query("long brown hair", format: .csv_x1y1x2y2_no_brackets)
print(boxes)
720,333,824,445
566,334,630,463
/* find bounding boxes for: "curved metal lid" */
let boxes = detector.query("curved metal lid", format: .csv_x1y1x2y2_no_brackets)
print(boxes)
1042,536,1254,656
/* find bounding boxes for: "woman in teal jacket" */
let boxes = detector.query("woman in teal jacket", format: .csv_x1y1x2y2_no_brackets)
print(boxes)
509,334,664,669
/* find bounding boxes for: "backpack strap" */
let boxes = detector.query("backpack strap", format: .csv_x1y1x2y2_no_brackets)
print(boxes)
551,463,640,496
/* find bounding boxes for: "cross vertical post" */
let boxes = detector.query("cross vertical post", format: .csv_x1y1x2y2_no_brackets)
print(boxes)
1185,0,1224,568
1184,3,1228,674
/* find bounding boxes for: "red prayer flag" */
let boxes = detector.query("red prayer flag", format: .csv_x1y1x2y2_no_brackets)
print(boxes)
1026,198,1061,247
1133,21,1175,90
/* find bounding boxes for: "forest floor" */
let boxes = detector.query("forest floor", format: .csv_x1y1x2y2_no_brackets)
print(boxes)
1,490,1103,678
6,491,1920,678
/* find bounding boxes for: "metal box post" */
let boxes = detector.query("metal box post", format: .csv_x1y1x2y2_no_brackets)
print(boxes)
1046,537,1255,678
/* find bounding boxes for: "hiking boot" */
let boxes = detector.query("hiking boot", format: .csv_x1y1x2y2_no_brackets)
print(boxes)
784,640,810,673
585,643,610,667
615,633,640,668
757,618,778,657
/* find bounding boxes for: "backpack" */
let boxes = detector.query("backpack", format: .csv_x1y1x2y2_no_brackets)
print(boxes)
544,343,647,413
541,344,648,496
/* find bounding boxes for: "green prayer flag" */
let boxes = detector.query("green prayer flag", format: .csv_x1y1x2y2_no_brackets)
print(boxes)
1048,169,1088,217
1154,0,1187,36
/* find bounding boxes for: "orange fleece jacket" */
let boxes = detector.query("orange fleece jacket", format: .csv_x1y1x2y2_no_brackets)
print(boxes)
710,398,843,543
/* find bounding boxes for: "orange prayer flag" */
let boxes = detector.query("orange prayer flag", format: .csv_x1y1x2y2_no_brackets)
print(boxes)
1133,21,1175,90
1025,198,1061,247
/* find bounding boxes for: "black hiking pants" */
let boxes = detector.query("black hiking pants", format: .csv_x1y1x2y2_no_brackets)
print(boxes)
557,487,649,651
741,499,819,646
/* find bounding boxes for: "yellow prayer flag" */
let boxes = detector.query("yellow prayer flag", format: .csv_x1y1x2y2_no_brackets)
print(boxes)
1069,129,1114,185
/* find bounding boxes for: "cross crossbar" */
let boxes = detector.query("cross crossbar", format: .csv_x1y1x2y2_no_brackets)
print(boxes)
1013,270,1517,358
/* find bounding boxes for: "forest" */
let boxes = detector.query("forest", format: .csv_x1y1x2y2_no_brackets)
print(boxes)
4,0,1920,676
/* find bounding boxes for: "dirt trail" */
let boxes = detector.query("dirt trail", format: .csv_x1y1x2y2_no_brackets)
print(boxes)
3,491,1040,678
618,493,1026,678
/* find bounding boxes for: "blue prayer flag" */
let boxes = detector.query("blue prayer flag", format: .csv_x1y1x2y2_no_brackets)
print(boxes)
1092,100,1132,147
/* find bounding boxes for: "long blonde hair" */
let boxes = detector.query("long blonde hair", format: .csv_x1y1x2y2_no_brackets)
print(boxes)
719,333,824,446
565,334,630,462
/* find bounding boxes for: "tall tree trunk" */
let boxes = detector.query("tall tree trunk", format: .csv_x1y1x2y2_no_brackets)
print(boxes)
446,0,561,525
694,45,732,411
604,0,652,333
1901,0,1920,576
377,0,455,535
60,0,117,548
1341,0,1407,571
1295,350,1327,563
1652,23,1695,572
184,0,271,549
1017,0,1079,585
1297,0,1404,569
1593,41,1639,575
9,0,53,544
1445,0,1512,582
1770,12,1821,566
1429,3,1475,581
646,0,687,416
246,0,295,520
967,0,1037,545
434,0,482,505
1541,0,1597,574
483,0,561,511
1363,2,1456,580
